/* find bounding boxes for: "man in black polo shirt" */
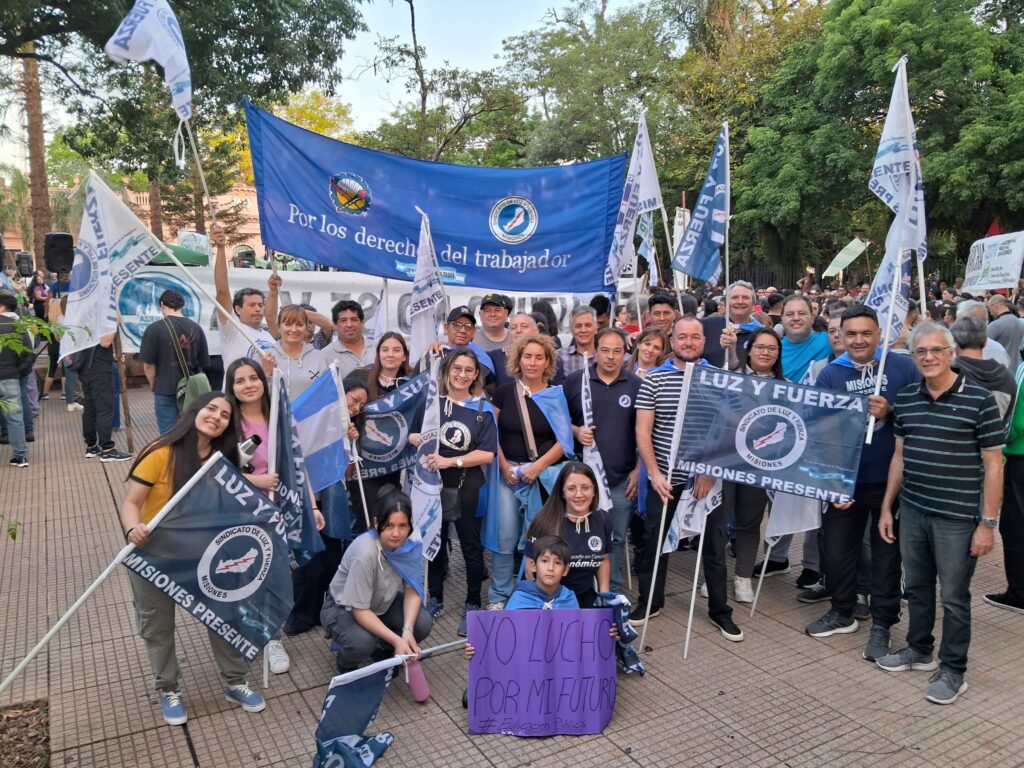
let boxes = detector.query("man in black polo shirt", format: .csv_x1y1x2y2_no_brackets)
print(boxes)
877,321,1005,705
563,327,641,593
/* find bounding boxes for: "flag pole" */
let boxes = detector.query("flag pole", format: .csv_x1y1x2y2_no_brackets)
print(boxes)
263,370,282,689
682,521,706,660
722,122,731,324
0,452,223,697
638,362,695,652
749,538,776,618
113,329,134,454
866,248,904,444
332,364,371,529
659,204,684,316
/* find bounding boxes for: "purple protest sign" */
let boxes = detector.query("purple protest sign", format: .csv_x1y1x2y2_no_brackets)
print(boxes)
467,609,617,737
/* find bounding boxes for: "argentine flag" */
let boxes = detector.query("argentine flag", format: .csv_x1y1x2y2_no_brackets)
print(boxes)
292,368,349,493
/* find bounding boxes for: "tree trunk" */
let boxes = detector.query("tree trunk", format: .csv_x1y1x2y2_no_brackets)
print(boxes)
192,161,206,234
21,45,50,262
148,175,164,241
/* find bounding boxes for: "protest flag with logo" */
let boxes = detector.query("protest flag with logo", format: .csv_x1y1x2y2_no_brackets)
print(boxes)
605,113,664,287
313,657,401,768
358,372,429,479
662,478,724,553
269,372,325,567
409,357,444,561
105,0,192,121
121,456,292,660
672,124,729,284
673,366,868,505
60,172,168,363
409,212,445,364
864,57,926,345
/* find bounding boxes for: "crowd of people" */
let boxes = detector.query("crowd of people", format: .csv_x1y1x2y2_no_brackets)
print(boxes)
2,238,1022,726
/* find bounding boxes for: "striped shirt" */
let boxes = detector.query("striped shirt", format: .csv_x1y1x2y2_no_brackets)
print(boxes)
636,360,694,478
893,374,1006,521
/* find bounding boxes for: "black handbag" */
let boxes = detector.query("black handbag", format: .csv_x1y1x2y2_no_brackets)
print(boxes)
440,397,485,522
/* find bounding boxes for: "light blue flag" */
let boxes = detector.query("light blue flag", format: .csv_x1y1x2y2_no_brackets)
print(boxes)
292,370,349,493
529,386,574,458
672,123,729,284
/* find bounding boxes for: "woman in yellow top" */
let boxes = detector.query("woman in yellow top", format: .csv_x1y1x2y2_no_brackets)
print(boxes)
119,391,266,727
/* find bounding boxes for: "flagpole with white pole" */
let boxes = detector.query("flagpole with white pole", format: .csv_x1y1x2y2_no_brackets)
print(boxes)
638,362,695,652
722,122,731,324
261,371,284,688
0,452,224,696
865,246,905,444
332,364,371,529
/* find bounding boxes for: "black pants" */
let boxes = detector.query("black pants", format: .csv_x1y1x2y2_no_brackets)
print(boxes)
287,534,347,634
822,482,902,626
637,481,732,622
428,481,486,606
81,363,115,450
1001,456,1024,604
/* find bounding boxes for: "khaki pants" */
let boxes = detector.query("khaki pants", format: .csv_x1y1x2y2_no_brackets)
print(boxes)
129,571,249,692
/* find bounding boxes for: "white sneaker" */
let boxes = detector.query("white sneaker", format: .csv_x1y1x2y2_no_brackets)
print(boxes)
67,402,83,412
698,582,708,599
266,639,290,674
734,577,754,603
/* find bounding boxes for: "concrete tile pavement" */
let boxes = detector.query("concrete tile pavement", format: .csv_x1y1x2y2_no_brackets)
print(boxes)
2,388,1023,767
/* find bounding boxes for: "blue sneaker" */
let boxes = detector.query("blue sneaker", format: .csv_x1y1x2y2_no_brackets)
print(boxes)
426,597,444,618
224,682,266,713
160,689,187,726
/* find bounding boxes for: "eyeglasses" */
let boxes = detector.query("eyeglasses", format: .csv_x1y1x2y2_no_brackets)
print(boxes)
751,344,779,353
449,322,474,331
912,346,951,358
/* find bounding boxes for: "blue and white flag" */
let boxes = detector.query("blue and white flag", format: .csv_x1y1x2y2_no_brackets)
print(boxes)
869,56,926,262
60,172,167,362
409,212,445,364
636,212,660,287
365,281,388,347
313,657,401,768
122,456,292,658
105,0,192,120
410,357,443,560
864,216,914,345
663,477,724,553
672,123,729,284
675,366,869,505
358,372,429,479
270,372,325,567
244,99,625,292
605,114,663,286
581,362,613,512
292,367,349,493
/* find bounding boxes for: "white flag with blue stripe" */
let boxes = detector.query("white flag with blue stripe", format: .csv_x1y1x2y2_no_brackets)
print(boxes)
410,356,444,560
366,282,388,347
663,478,723,553
105,0,193,120
580,361,613,512
292,366,349,493
409,212,444,364
605,114,663,286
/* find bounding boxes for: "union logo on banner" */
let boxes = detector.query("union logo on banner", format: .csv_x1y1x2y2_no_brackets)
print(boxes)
735,405,808,471
329,171,372,216
489,196,538,244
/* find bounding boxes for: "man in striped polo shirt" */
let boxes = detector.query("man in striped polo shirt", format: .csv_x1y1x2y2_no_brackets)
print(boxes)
631,315,743,642
876,322,1005,705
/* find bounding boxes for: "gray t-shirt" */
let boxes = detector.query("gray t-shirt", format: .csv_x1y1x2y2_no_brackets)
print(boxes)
475,331,510,352
328,533,403,614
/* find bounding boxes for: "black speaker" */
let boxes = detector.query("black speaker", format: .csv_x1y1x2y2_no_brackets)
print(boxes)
236,249,255,268
44,232,74,274
15,251,33,277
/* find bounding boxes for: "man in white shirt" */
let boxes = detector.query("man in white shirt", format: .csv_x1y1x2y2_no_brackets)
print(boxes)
212,228,275,377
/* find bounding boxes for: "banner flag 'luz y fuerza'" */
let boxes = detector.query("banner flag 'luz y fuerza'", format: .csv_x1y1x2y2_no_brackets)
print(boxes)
672,124,729,284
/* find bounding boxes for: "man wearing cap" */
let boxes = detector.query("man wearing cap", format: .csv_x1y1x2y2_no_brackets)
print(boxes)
422,306,495,379
476,293,513,352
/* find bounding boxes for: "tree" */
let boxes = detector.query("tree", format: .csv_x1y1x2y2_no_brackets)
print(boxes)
21,43,49,259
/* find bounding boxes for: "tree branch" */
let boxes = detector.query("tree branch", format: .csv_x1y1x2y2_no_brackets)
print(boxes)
9,50,98,100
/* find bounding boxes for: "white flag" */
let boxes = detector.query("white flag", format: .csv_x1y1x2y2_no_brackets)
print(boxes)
869,56,926,262
863,204,914,345
764,492,824,540
409,213,445,364
636,212,660,288
580,360,613,513
365,281,388,347
663,479,723,553
604,114,663,286
105,0,193,120
60,172,166,362
410,356,443,561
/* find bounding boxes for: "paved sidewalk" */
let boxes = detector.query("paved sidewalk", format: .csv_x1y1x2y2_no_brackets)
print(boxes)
2,388,1023,767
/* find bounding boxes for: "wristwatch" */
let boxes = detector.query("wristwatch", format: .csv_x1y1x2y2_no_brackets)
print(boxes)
979,516,999,529
456,458,464,469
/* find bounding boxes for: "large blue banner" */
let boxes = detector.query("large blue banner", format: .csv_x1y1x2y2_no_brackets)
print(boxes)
676,367,869,504
244,99,626,293
121,457,293,659
358,372,429,480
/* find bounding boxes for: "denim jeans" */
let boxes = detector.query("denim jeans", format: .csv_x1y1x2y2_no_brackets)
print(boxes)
63,365,77,404
0,375,33,443
153,393,180,434
0,378,26,457
900,504,978,674
487,479,528,605
606,478,634,594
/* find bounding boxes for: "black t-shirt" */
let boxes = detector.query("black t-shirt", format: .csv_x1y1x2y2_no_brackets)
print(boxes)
491,381,558,462
526,510,610,597
437,397,498,488
138,316,211,395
